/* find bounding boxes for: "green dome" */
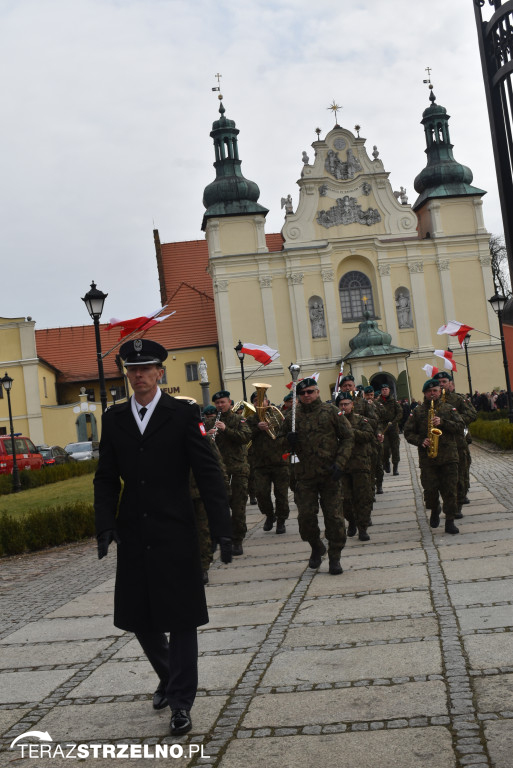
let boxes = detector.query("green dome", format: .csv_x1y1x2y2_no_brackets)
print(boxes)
202,102,268,230
344,312,410,361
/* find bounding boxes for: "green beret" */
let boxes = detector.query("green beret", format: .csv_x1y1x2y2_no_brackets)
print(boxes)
364,386,374,394
283,392,293,402
341,374,354,383
297,377,318,393
212,390,230,402
336,392,353,404
422,378,440,393
433,371,453,381
202,405,217,416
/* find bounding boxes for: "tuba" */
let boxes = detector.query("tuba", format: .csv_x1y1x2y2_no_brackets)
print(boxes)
253,382,284,440
232,400,256,418
427,399,442,458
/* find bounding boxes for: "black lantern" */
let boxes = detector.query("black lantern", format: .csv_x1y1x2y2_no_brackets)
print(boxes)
234,340,247,401
82,281,108,413
488,292,513,424
1,373,21,492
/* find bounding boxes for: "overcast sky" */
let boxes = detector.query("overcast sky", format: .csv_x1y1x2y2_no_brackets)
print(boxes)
0,0,502,329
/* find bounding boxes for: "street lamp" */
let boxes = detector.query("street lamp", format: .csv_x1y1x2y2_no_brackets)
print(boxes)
109,385,117,405
463,334,473,398
234,340,247,401
82,281,108,413
1,373,21,493
488,292,513,424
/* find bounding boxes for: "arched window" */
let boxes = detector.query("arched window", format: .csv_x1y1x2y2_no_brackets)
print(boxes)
339,271,375,322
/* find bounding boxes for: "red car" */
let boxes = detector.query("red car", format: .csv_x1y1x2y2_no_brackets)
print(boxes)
0,435,43,474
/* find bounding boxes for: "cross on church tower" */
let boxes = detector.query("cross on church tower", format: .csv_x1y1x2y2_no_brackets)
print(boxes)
212,73,222,92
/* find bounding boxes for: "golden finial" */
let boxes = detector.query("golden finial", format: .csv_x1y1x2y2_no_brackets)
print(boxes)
327,100,342,126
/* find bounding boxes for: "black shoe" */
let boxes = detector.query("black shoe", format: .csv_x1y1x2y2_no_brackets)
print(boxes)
152,682,168,710
376,486,383,494
249,497,257,505
275,521,286,534
445,520,459,535
347,522,357,537
393,465,399,476
358,530,370,541
232,542,243,556
328,557,343,575
462,496,470,505
263,515,275,531
429,509,440,528
308,540,327,569
454,510,464,520
384,461,391,473
202,570,209,585
170,709,192,736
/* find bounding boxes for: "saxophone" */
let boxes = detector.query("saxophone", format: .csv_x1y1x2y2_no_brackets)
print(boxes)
427,399,442,458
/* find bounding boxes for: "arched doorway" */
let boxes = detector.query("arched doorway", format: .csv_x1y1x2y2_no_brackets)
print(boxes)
75,412,98,441
370,373,397,397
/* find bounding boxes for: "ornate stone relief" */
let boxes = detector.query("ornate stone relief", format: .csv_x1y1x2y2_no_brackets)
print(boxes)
478,255,492,268
317,196,381,228
362,182,371,196
319,184,328,197
377,264,391,276
308,297,327,338
408,262,424,274
321,269,334,282
259,275,272,288
436,260,450,272
214,279,229,293
287,272,304,285
325,148,362,180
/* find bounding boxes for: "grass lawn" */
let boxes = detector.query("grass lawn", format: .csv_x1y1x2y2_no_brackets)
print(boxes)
0,474,94,520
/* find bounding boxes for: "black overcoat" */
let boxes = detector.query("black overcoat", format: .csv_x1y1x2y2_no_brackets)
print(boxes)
94,393,231,633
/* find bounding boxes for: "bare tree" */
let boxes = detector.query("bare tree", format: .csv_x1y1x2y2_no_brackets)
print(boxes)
489,234,512,297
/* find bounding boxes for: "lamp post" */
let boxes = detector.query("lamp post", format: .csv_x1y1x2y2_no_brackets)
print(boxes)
1,373,21,493
82,281,108,413
463,333,473,398
488,292,513,424
234,340,247,401
109,385,117,405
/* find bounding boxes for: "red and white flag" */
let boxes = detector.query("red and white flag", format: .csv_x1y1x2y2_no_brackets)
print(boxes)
437,321,473,347
107,307,175,340
422,364,439,378
334,363,345,395
434,349,457,372
285,372,320,390
240,342,279,366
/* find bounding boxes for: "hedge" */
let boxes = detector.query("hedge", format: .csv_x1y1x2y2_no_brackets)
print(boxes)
473,409,510,421
0,459,97,497
0,502,95,557
469,418,513,450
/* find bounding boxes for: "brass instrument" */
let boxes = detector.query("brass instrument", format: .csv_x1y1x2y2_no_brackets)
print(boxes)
427,399,442,458
253,382,285,440
232,400,256,418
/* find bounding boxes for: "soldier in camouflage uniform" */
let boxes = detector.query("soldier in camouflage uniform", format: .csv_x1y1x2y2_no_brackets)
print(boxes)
206,391,251,556
280,378,354,575
377,384,403,475
247,391,290,534
364,386,385,494
336,393,375,541
404,379,465,534
433,371,477,514
338,376,380,505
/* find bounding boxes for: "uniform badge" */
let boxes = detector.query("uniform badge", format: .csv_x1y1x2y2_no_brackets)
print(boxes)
134,339,143,352
198,423,207,436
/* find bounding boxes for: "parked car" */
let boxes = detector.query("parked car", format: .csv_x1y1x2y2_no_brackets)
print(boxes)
0,435,43,474
37,445,75,467
64,441,100,461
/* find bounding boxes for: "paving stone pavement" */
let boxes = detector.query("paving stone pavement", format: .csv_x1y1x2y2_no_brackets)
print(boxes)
1,439,512,767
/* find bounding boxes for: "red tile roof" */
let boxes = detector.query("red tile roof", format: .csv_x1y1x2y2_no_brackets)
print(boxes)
36,232,284,383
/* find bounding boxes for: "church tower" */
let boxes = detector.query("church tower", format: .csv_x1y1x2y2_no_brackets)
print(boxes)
202,100,269,257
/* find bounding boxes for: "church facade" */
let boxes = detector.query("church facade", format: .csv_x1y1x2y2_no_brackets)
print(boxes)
202,91,503,401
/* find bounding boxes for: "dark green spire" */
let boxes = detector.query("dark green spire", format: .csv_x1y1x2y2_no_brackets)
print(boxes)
413,89,485,210
202,101,268,230
344,312,410,361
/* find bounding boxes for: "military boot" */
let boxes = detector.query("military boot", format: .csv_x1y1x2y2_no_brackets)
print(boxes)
308,540,326,569
384,460,391,473
263,515,275,531
358,529,370,541
232,541,244,556
275,520,286,534
445,519,459,535
454,506,463,520
347,522,357,537
462,496,470,505
429,505,441,528
393,464,399,476
376,484,383,494
328,557,343,575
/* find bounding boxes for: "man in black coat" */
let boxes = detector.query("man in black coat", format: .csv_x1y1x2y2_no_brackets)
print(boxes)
94,338,232,736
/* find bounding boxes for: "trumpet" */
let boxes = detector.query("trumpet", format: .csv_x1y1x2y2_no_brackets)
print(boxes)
427,399,442,458
253,382,284,439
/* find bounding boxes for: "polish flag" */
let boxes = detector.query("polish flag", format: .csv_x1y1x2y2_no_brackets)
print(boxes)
334,363,345,395
437,321,473,347
107,307,175,340
434,349,458,372
422,364,439,378
240,343,280,366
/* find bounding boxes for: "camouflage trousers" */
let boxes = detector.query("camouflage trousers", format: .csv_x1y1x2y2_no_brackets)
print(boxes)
248,462,257,500
228,472,248,543
383,432,400,466
253,464,290,521
457,446,471,503
193,498,213,571
294,475,346,558
420,461,458,520
341,470,374,531
373,441,384,488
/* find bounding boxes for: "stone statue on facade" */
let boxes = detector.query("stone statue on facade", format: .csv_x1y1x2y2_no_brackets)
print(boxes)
396,292,413,328
309,301,327,338
198,357,208,383
281,194,293,214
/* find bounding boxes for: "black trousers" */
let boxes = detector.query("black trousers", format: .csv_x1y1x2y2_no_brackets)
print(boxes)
135,628,198,710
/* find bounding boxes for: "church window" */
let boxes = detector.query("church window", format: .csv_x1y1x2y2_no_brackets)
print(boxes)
339,271,375,321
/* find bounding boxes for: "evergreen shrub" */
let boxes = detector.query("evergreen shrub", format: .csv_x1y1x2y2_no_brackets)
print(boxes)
470,418,513,450
0,502,95,556
0,460,97,496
